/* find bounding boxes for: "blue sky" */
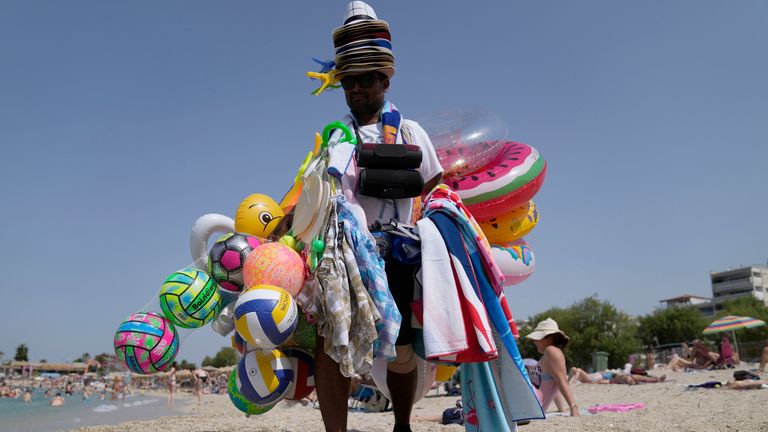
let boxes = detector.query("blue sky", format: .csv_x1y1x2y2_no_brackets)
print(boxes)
0,1,766,365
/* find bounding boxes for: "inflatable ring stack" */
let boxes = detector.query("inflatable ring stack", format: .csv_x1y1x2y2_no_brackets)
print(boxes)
439,141,546,287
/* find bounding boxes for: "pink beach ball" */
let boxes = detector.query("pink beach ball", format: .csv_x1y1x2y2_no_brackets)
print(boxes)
243,242,305,297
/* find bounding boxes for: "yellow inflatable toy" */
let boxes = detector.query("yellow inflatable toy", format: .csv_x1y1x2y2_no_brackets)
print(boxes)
479,200,539,244
235,194,284,238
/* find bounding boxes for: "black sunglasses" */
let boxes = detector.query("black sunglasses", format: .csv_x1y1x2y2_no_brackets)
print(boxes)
340,73,383,90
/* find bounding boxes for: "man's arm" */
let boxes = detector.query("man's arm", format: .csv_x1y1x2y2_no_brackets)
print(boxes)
423,174,442,195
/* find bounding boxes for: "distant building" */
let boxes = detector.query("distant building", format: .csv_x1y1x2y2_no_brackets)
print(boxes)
710,265,768,310
658,294,715,316
656,265,768,318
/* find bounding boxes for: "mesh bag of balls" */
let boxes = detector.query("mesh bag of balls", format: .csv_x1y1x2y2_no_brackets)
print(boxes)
114,225,316,415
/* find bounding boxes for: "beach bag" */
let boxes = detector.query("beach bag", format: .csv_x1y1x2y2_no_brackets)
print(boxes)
442,407,464,425
733,370,760,381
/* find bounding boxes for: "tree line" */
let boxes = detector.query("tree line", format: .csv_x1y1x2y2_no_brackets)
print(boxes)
517,295,768,369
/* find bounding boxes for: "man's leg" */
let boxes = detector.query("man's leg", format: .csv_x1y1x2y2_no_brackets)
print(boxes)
387,345,418,432
315,335,351,432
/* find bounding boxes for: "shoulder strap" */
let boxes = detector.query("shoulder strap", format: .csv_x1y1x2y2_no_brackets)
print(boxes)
400,121,414,145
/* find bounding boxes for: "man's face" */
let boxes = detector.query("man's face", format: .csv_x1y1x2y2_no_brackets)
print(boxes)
342,72,389,115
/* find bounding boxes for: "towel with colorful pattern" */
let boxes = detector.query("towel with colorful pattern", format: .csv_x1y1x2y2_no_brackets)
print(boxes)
424,185,519,338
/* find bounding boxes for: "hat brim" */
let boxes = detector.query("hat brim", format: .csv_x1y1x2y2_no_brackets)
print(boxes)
526,329,569,342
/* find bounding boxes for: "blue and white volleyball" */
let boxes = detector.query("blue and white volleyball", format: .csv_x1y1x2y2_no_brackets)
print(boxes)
234,284,298,348
236,349,293,406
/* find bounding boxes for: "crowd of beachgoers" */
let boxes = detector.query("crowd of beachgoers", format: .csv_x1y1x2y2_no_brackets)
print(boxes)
0,374,132,407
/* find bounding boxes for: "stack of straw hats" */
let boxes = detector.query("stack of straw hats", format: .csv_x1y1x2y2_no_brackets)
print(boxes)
332,1,395,79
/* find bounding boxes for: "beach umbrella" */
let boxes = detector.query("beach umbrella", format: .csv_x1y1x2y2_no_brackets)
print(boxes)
702,315,766,357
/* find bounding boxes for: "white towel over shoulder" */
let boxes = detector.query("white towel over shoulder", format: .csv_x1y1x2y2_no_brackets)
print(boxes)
416,218,467,358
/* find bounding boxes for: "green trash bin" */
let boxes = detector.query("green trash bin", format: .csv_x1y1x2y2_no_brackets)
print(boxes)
592,351,609,372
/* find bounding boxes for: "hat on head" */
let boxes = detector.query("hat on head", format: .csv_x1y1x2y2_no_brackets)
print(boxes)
332,1,395,80
525,318,570,344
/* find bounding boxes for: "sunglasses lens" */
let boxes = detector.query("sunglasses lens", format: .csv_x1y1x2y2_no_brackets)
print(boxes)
341,73,379,90
341,77,356,90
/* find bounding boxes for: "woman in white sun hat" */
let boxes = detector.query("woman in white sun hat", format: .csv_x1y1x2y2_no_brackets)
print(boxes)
526,318,580,416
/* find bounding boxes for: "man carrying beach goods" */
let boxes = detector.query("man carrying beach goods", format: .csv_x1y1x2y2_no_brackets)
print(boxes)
312,3,442,432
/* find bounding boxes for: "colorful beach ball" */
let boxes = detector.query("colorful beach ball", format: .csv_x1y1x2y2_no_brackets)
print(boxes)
227,369,274,416
282,347,315,400
159,268,221,328
243,242,305,297
237,349,293,406
234,285,298,348
114,312,178,374
207,232,262,293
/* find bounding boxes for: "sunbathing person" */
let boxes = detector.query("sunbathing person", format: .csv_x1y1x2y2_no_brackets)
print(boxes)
725,379,768,390
666,341,719,371
691,340,719,368
569,367,665,385
569,367,616,384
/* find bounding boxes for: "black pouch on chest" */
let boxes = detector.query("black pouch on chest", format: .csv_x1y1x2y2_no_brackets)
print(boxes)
353,123,425,199
355,143,422,169
356,144,424,199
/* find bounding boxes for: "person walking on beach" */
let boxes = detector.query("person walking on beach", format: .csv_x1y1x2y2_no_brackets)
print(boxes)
758,338,768,374
193,369,204,405
311,3,442,432
526,318,580,416
166,362,177,406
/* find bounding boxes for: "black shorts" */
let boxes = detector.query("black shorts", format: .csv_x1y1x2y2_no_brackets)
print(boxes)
384,259,417,345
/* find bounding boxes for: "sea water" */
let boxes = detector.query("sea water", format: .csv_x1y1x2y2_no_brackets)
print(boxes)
0,389,190,432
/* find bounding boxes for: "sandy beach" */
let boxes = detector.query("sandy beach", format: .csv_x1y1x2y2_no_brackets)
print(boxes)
69,366,768,432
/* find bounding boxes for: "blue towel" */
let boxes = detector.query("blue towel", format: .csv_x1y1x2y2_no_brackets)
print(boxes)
462,362,512,432
430,212,544,422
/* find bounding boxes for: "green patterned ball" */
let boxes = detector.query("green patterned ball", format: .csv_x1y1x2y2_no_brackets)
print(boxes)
227,369,275,415
159,268,221,328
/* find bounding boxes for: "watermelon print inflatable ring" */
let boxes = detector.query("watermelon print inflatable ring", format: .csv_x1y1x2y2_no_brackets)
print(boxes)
447,142,546,222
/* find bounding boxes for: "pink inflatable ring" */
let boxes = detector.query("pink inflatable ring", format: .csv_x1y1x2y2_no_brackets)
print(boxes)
448,142,546,221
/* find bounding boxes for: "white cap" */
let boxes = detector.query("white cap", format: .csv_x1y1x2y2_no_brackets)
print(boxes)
344,1,378,25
